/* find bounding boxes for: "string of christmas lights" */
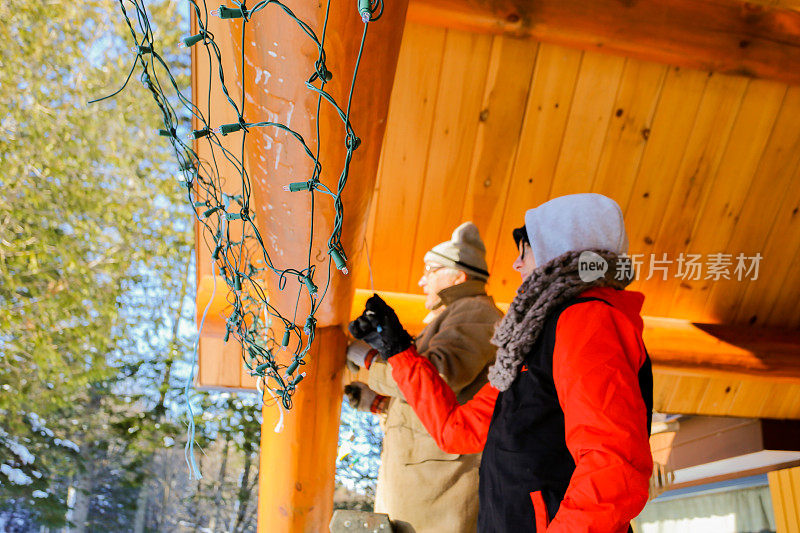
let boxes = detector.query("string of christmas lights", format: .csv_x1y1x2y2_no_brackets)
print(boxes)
93,0,381,417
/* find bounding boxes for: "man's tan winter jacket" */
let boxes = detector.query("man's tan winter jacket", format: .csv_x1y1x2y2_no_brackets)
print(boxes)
368,280,502,533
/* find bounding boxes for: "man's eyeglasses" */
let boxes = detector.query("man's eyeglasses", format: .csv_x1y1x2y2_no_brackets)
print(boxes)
423,264,446,276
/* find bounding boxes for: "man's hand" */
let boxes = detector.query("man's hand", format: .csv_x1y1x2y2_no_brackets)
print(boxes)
346,340,379,371
344,382,389,414
348,294,413,359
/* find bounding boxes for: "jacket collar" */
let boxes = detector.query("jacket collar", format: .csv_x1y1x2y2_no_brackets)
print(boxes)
436,280,488,307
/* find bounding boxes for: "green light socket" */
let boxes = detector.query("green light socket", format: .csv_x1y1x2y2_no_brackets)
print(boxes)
203,206,221,218
358,0,371,20
189,128,211,140
181,33,205,47
217,123,242,135
285,360,300,376
284,181,312,192
281,328,291,347
302,276,317,295
213,5,244,18
329,248,348,273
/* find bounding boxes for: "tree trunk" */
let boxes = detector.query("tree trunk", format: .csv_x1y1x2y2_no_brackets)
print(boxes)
133,256,191,532
211,434,231,531
132,483,148,533
232,447,256,533
68,475,91,533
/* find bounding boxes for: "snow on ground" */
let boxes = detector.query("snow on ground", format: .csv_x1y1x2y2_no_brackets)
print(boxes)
1,464,33,485
0,427,36,465
54,438,80,453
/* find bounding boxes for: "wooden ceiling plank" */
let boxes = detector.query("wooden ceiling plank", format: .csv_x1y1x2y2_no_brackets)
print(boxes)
653,374,682,414
664,376,711,414
729,380,773,418
459,36,539,257
654,375,800,418
548,51,626,197
622,67,710,298
701,87,800,325
732,162,800,327
642,73,749,317
366,23,447,291
405,29,495,293
486,44,583,302
696,377,742,416
666,78,787,322
590,60,668,202
621,66,709,221
766,242,800,328
352,133,386,291
790,280,800,330
773,384,800,419
405,0,800,86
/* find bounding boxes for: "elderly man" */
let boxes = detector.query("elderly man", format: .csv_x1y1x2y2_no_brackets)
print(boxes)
345,222,502,533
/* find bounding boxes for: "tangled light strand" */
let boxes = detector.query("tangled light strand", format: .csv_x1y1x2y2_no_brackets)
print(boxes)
93,0,384,475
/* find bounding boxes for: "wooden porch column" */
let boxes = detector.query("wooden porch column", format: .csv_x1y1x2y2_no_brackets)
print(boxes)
191,0,408,527
232,0,410,531
258,327,347,532
769,465,800,533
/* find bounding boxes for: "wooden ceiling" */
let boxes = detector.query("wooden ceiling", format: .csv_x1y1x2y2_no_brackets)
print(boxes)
344,20,800,419
353,22,800,332
195,2,800,419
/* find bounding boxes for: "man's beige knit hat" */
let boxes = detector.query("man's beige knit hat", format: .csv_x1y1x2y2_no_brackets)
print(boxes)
423,222,490,281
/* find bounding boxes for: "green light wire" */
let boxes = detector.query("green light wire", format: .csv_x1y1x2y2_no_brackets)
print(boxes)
91,0,383,472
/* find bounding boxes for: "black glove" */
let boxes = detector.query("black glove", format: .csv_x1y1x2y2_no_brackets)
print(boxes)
343,382,388,413
348,294,413,359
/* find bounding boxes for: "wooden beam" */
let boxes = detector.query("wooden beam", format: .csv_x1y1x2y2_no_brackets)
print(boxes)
354,290,800,383
406,0,800,86
646,317,800,383
258,327,346,532
201,289,800,391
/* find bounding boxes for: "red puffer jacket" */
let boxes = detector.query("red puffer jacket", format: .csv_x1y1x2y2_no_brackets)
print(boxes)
388,287,653,532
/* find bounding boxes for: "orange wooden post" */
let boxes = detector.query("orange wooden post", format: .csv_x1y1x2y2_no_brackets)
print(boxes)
218,0,410,531
258,327,347,532
191,0,408,526
769,465,800,533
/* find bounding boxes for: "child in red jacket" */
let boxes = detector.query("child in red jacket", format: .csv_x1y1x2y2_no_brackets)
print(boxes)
350,193,653,532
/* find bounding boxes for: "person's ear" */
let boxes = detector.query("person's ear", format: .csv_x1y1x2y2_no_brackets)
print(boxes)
454,270,468,284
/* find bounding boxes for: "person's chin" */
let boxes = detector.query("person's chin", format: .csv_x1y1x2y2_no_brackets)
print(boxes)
423,295,437,310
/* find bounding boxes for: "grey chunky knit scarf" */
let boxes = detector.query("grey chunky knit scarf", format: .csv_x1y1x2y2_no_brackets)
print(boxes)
488,249,633,391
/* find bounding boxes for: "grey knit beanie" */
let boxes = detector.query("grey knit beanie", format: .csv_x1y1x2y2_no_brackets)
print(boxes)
423,222,490,281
